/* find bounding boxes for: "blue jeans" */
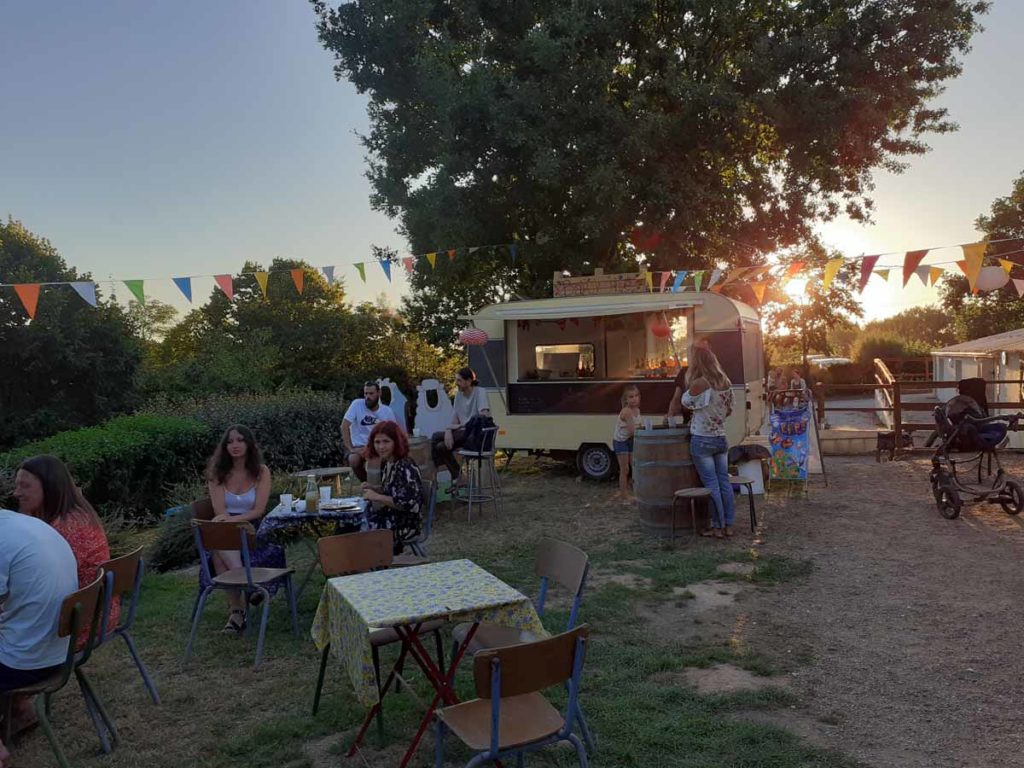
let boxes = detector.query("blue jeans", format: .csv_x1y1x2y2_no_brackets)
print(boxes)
690,435,735,528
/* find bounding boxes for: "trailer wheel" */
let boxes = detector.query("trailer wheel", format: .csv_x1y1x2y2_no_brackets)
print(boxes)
577,444,615,481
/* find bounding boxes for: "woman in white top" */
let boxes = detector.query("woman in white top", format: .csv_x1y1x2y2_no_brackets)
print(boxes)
204,425,274,634
431,367,491,485
681,347,736,538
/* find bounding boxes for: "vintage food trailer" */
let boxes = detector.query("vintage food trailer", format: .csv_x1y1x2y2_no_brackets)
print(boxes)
466,272,766,479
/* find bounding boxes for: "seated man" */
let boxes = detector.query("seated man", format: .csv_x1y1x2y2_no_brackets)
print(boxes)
342,381,398,481
0,509,79,765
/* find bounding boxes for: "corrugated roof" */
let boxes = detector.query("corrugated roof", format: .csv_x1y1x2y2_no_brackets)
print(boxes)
934,327,1024,356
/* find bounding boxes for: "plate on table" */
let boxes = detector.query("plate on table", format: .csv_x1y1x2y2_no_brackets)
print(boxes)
318,500,362,513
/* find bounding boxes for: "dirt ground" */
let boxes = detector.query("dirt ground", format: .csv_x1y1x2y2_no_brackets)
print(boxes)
746,454,1024,768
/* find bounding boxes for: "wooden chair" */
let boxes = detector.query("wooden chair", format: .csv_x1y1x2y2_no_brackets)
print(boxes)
1,572,109,768
184,520,298,668
434,625,591,768
450,539,594,751
96,547,160,704
392,478,437,568
311,530,446,741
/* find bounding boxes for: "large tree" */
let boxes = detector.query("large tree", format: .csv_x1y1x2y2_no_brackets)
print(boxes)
0,218,142,450
940,170,1024,341
313,0,987,343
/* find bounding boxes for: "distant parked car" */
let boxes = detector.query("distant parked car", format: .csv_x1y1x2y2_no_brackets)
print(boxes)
812,357,853,368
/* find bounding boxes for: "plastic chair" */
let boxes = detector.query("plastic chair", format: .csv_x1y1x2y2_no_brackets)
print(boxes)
392,478,437,568
451,539,594,751
457,426,502,520
1,572,109,768
434,625,591,768
311,530,446,743
96,546,160,704
184,520,298,668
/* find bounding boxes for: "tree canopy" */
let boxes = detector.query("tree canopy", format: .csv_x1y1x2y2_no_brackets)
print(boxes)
313,0,987,342
0,218,142,450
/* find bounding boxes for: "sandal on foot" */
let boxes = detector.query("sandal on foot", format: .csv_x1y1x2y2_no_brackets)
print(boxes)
222,609,246,634
713,529,725,539
700,528,718,538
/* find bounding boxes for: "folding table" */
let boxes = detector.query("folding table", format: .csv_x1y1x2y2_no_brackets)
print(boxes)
310,559,546,766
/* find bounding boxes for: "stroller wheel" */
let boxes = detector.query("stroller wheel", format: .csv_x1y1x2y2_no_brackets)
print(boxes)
937,485,962,520
999,479,1024,516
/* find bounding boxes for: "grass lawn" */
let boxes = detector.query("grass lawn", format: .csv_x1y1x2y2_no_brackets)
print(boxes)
11,460,861,768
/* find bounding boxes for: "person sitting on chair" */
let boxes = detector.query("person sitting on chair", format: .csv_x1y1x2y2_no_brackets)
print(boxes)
361,421,423,554
431,367,491,488
342,381,398,482
0,508,79,765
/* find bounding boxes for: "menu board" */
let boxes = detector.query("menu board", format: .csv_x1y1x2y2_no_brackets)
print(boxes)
553,271,649,297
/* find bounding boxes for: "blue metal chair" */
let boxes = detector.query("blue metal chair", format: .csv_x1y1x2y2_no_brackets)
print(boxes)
1,572,108,768
450,538,594,751
434,625,591,768
96,546,160,704
184,520,298,668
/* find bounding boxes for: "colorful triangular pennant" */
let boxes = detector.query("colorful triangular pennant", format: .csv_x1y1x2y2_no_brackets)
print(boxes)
672,271,688,293
13,284,40,318
874,269,890,282
290,269,304,295
706,268,723,290
859,255,879,292
447,249,456,262
693,271,704,292
402,257,415,275
354,263,366,282
1014,279,1024,298
644,271,653,292
929,267,945,286
380,260,392,282
426,252,437,269
999,259,1015,275
172,277,192,302
254,272,269,298
214,274,234,302
750,281,767,305
914,265,931,285
902,249,929,287
659,271,672,292
961,242,987,293
124,279,145,305
509,244,518,262
468,247,480,255
71,282,97,307
822,258,844,291
322,266,335,285
783,261,805,281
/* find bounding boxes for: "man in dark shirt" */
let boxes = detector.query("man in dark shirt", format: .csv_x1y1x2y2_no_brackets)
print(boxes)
665,337,711,424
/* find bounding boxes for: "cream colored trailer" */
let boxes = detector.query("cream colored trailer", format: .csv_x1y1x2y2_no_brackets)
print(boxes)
468,291,765,479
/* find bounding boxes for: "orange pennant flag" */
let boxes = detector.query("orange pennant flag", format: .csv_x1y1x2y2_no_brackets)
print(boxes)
783,261,806,281
13,284,40,319
750,281,767,305
822,258,844,291
447,249,457,262
902,249,929,287
929,267,944,286
290,269,304,295
961,242,987,293
955,260,968,276
426,252,437,269
999,259,1015,275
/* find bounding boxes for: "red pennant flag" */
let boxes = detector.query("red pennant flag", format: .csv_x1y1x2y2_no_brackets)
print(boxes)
402,257,414,274
859,255,880,292
290,269,304,295
659,272,672,292
13,284,40,319
955,260,968,276
783,261,805,281
902,250,929,287
447,249,457,262
213,274,234,301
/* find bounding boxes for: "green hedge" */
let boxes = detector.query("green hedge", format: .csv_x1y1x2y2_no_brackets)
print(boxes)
144,390,348,472
0,415,212,518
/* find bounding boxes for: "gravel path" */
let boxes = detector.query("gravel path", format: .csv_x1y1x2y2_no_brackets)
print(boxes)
750,455,1024,768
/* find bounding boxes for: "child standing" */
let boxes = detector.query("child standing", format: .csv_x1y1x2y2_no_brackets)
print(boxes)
613,385,642,498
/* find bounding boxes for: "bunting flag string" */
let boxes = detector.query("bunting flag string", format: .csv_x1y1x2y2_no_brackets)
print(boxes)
822,258,844,292
659,271,672,293
71,282,97,308
859,256,880,292
672,270,688,293
1015,279,1024,298
214,275,234,302
902,249,929,287
354,263,366,283
173,276,193,302
402,257,415,275
961,242,987,293
425,252,437,269
447,249,456,262
254,272,269,298
124,280,145,305
322,266,335,286
290,269,304,295
14,284,40,319
929,267,945,286
379,260,392,282
693,270,705,292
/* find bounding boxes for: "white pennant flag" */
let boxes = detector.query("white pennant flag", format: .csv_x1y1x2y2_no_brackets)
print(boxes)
322,265,335,285
1014,279,1024,298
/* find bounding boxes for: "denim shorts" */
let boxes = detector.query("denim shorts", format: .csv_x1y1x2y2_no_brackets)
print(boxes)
612,439,634,455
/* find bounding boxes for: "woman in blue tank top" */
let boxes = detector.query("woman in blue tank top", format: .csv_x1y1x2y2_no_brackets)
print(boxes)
204,425,279,634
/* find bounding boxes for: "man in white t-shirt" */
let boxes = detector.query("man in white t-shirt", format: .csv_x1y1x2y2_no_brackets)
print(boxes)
1,509,79,763
342,381,398,481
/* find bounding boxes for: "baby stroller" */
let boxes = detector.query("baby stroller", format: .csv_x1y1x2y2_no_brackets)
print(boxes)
929,383,1024,519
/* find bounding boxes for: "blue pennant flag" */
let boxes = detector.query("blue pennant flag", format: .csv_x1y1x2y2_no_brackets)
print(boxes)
509,244,518,262
71,282,97,307
322,265,335,285
172,277,192,302
672,271,688,293
379,260,391,282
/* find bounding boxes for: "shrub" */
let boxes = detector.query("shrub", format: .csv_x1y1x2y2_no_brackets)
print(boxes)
144,390,348,472
148,510,197,573
0,414,211,519
851,333,929,368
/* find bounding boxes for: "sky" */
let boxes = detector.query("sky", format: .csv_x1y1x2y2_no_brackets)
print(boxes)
1,1,1022,323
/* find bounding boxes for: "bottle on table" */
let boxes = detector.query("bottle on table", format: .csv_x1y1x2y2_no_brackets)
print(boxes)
305,474,318,513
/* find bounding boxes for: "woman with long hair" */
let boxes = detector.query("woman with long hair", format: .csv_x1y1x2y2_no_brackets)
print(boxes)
203,425,279,634
362,421,423,553
431,366,491,486
14,455,120,641
681,347,737,538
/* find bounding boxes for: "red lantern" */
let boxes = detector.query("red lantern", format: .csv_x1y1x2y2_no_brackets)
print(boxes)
651,322,671,338
458,328,489,346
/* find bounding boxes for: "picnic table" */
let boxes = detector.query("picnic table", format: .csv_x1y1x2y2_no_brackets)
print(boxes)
310,559,546,766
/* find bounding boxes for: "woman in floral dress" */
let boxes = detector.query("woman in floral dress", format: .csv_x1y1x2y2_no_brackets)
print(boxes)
361,421,423,554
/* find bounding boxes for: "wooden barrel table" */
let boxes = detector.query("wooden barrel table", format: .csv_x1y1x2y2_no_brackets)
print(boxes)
633,426,706,536
408,435,437,483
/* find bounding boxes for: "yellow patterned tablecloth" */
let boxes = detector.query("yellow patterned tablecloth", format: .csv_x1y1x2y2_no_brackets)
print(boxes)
310,559,545,707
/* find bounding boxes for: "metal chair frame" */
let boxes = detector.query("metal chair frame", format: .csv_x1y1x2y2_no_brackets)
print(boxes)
455,427,502,520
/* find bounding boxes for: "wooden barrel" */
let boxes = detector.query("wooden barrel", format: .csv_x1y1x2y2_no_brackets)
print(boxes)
633,427,706,536
408,435,436,483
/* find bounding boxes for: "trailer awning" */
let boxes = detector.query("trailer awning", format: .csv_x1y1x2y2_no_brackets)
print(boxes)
479,297,703,321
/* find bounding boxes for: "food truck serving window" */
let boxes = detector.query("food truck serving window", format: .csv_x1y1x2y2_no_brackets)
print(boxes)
535,344,595,378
